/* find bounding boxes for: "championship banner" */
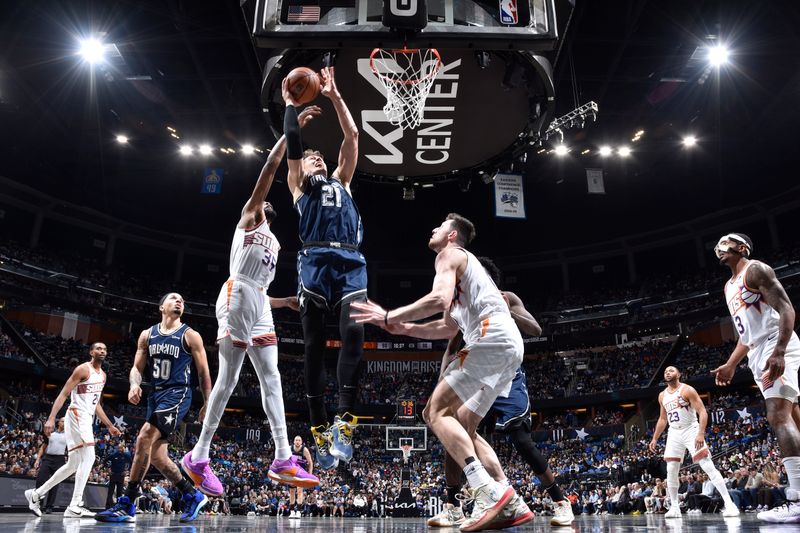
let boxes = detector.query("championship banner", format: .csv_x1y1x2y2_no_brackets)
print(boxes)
201,168,224,194
494,173,526,219
586,168,605,194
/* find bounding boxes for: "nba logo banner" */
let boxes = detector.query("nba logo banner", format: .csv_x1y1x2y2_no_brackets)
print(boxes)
499,0,518,25
201,168,224,194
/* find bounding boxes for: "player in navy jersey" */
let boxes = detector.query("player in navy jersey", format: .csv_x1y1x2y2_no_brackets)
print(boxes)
96,293,212,523
288,435,314,518
283,66,365,468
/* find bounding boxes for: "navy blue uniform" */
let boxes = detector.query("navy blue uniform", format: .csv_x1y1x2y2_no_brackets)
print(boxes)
295,174,367,308
490,368,531,432
145,323,194,437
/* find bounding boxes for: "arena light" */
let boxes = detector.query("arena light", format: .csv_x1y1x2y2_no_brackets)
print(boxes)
599,146,613,157
682,135,697,147
78,38,105,65
708,44,730,67
198,144,212,156
241,144,255,155
554,144,569,156
115,134,128,144
618,146,632,157
179,145,193,156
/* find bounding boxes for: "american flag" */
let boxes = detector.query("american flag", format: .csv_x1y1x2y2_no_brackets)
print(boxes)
287,5,321,22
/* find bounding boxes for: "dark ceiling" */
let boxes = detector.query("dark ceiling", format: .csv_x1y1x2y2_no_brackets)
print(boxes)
1,0,799,261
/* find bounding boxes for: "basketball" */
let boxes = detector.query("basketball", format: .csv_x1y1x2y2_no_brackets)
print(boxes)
285,67,321,105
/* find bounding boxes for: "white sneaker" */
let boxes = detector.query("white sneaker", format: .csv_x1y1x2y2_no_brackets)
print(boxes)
722,504,740,517
665,506,682,519
24,489,42,517
64,505,96,518
551,500,575,526
427,504,466,527
459,482,514,532
757,500,800,523
490,492,534,529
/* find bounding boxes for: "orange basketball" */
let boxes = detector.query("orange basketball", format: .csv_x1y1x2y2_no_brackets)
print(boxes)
285,67,321,105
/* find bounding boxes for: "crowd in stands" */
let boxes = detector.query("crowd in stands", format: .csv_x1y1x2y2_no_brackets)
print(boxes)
0,332,32,363
571,341,670,395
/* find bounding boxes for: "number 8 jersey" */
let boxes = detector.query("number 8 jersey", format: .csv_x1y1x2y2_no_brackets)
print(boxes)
147,323,193,391
724,260,780,349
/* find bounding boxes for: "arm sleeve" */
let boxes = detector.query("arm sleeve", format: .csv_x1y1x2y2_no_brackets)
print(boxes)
284,105,303,161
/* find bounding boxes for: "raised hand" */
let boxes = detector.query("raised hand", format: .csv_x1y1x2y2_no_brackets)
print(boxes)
299,105,322,128
319,66,339,99
282,77,302,107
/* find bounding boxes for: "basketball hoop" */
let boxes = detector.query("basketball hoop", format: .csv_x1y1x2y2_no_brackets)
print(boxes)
369,47,442,130
401,444,413,463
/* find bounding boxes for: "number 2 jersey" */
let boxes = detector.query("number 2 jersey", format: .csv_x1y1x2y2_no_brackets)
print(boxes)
724,260,781,349
68,362,106,418
147,323,193,391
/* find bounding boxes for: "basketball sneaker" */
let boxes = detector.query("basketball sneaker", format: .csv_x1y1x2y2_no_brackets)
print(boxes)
95,495,136,523
550,500,575,526
489,492,535,529
427,504,466,527
24,489,41,517
330,413,358,462
459,482,515,532
181,451,224,497
180,490,209,523
722,503,740,517
268,455,320,489
64,505,96,518
757,499,800,523
665,504,682,519
311,424,339,470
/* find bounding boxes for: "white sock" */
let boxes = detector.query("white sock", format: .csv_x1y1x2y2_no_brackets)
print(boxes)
463,460,493,489
666,461,680,507
35,450,80,497
249,344,291,460
69,446,95,507
192,337,246,462
697,457,734,505
783,456,800,500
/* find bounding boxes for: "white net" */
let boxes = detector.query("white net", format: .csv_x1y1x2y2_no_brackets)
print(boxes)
370,48,442,130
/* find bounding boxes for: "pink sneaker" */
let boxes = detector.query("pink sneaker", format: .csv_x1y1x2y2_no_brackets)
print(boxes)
181,451,224,497
268,456,320,489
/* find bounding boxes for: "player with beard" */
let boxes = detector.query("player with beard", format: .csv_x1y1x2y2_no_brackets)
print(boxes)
649,366,738,518
711,233,800,523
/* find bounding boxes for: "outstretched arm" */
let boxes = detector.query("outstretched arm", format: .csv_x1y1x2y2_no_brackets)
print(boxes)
503,291,542,336
712,339,749,386
320,67,359,187
45,364,89,436
746,261,796,382
283,79,306,202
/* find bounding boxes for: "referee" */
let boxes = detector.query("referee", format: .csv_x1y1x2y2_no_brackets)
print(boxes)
34,418,66,513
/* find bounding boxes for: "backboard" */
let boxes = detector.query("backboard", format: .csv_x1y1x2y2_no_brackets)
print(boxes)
386,425,428,451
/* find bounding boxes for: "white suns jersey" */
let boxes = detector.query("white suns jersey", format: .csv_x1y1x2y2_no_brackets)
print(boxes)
724,260,780,349
229,220,280,288
662,385,697,429
448,248,509,342
69,363,106,416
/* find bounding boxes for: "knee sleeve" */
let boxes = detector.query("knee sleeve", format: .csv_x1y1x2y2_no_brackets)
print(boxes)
509,427,549,476
666,461,681,487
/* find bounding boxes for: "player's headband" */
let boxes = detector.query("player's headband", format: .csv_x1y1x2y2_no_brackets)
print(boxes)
714,234,751,259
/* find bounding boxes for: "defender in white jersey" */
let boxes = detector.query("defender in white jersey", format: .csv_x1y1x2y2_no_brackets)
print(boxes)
711,233,800,523
25,343,121,518
182,106,320,497
649,367,738,518
352,214,521,532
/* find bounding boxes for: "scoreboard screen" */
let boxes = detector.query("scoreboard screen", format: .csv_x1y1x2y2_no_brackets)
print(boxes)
398,399,416,418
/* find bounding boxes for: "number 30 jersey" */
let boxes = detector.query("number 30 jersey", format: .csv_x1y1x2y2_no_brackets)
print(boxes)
724,260,780,349
295,174,363,247
147,323,193,391
662,385,697,429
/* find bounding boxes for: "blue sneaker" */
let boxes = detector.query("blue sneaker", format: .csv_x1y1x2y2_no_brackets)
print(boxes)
311,424,339,470
180,490,208,523
330,413,357,462
95,495,136,523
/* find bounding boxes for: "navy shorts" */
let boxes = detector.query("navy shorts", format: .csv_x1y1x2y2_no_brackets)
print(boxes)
297,247,367,309
146,387,192,438
490,369,531,432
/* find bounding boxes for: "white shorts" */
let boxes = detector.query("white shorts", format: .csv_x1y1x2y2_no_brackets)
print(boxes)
664,424,709,463
216,278,276,348
748,332,800,402
443,314,524,417
65,406,95,452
